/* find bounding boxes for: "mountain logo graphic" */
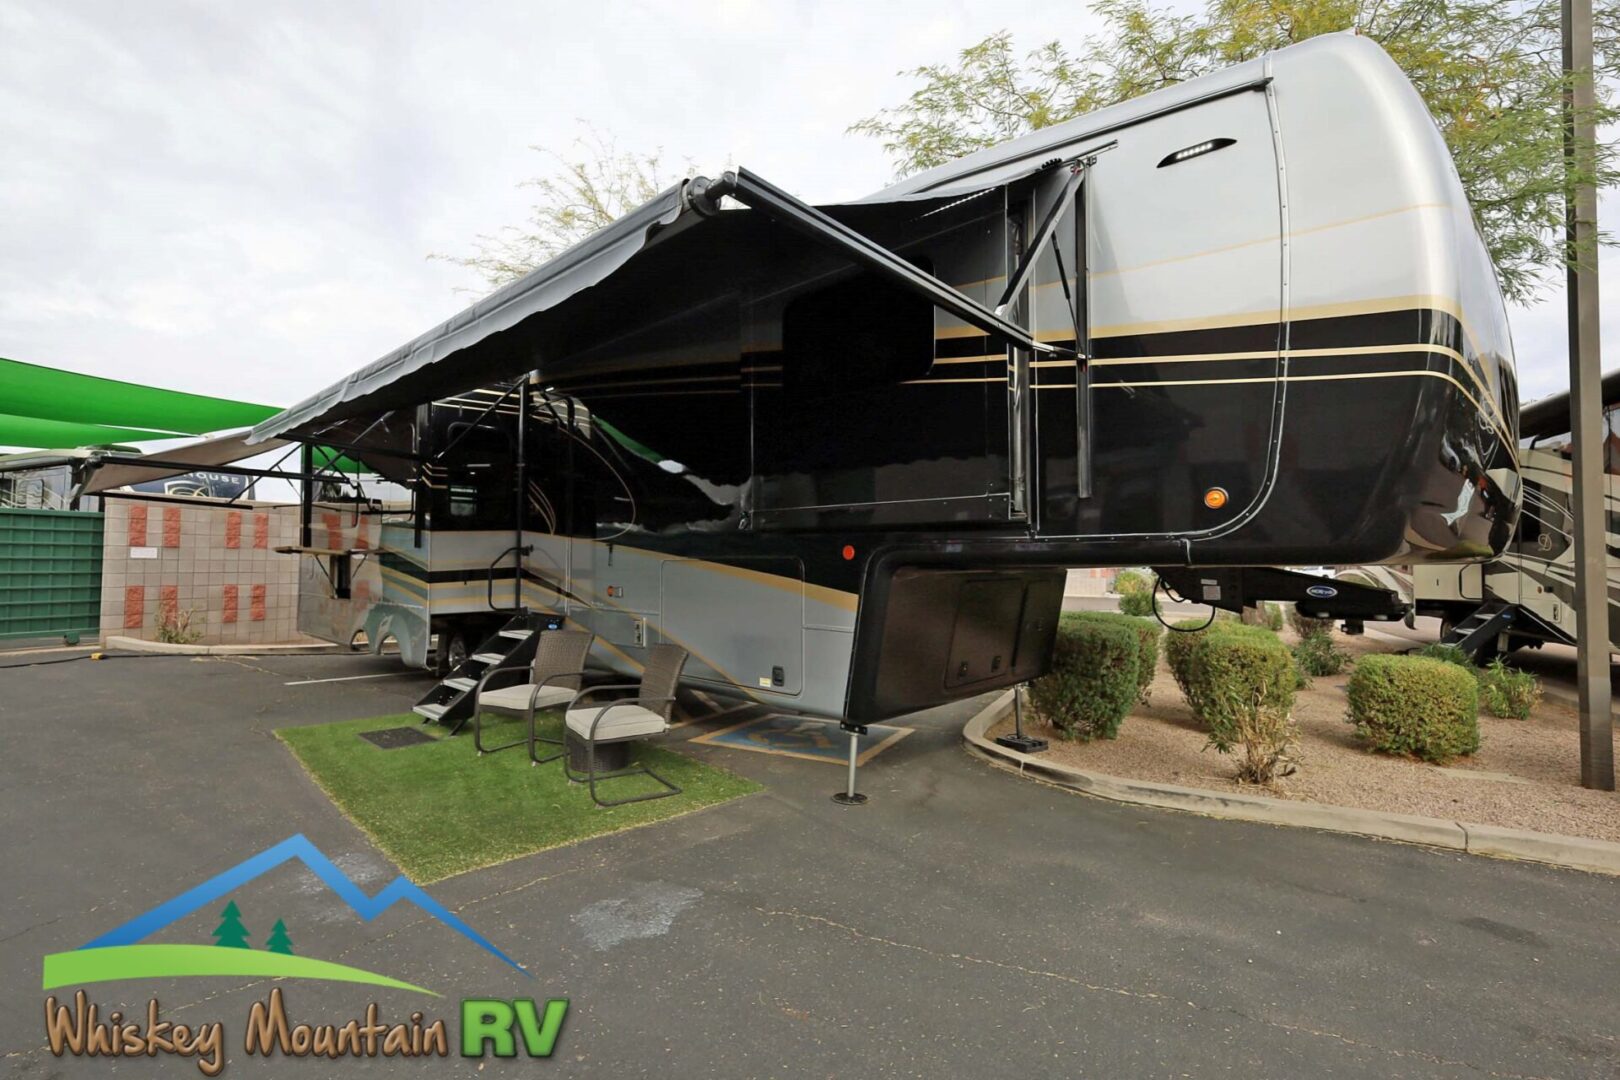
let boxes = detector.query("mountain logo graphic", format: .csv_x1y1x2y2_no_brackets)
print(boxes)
42,834,527,997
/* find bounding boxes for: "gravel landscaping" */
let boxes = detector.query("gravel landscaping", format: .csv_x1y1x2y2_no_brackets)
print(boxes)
990,627,1620,844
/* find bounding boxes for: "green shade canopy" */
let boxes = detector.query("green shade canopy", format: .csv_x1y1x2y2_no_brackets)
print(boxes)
1,356,278,444
0,413,185,449
1,357,377,479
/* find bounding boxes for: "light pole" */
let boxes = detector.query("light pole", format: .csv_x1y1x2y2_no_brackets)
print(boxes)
1562,0,1614,790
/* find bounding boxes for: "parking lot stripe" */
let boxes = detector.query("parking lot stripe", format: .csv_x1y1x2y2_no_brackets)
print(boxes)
283,672,415,686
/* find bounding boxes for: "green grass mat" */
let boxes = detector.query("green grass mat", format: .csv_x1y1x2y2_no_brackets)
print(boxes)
277,712,760,883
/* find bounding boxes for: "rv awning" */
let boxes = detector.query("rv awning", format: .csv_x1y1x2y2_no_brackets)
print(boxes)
249,183,692,443
79,430,291,493
1519,368,1620,441
249,166,1067,446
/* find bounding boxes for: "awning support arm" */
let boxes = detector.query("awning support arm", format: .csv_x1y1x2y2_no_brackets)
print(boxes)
693,168,1076,360
996,163,1085,317
430,381,521,462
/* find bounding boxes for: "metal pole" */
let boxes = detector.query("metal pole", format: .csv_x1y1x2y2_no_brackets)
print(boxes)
1563,0,1614,789
831,723,868,805
298,443,314,549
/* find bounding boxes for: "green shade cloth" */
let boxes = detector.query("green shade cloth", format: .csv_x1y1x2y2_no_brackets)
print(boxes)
0,413,183,449
1,356,278,439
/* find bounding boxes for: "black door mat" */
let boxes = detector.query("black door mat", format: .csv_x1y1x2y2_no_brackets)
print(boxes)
358,726,438,750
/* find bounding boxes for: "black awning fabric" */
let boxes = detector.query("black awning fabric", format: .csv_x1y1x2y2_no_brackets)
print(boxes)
250,183,692,443
250,178,1001,445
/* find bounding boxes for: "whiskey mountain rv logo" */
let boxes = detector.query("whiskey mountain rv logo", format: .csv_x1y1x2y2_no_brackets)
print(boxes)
41,834,569,1074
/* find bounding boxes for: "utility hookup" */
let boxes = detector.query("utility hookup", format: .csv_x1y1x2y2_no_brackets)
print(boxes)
994,684,1047,754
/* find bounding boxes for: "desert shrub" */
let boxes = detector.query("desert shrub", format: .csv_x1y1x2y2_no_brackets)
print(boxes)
1479,659,1541,720
1266,602,1284,632
1028,619,1140,741
1068,611,1161,701
1292,632,1348,677
1347,654,1480,763
1112,569,1149,596
1416,642,1474,669
157,608,203,645
1185,629,1298,783
1288,606,1334,639
1164,619,1213,696
1117,589,1155,617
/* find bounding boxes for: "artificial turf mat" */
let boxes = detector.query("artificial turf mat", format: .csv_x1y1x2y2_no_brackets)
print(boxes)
277,711,761,883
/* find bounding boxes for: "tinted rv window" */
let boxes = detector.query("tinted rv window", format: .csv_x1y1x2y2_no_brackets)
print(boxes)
779,268,934,395
753,266,1009,526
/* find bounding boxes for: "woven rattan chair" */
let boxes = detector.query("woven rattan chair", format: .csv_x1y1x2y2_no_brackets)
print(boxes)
472,629,594,761
561,644,688,807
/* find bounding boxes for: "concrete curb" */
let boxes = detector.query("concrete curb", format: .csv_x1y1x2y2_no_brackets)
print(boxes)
102,635,346,656
964,691,1620,877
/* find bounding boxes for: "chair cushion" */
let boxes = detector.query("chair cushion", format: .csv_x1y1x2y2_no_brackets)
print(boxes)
478,684,576,713
566,703,668,742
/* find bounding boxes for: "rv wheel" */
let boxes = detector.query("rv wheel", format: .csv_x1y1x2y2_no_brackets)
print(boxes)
434,630,469,677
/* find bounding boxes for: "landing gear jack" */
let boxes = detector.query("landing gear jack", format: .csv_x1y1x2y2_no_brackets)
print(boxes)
832,722,869,806
995,685,1047,754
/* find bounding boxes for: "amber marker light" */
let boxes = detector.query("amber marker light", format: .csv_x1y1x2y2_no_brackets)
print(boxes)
1203,487,1229,510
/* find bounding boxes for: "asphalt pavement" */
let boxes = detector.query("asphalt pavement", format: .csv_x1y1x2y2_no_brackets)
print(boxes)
2,649,1615,1078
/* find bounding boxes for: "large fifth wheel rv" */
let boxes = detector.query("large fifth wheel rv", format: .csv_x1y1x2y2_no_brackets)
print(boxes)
249,33,1521,726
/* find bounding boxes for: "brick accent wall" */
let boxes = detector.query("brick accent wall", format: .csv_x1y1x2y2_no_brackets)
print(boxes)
98,499,302,644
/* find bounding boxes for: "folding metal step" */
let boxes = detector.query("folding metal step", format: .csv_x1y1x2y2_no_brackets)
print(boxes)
1439,601,1517,662
413,612,558,735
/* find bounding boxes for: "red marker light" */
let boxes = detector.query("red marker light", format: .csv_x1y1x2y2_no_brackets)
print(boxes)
841,544,856,561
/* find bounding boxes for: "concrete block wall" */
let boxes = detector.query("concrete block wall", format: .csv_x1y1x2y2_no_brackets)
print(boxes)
98,499,303,644
1064,567,1120,598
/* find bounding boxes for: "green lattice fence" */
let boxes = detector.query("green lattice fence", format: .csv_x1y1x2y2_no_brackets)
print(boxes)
0,508,104,642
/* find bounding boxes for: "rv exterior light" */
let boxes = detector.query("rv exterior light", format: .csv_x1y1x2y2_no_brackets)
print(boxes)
1203,487,1229,510
1157,138,1236,168
841,544,856,561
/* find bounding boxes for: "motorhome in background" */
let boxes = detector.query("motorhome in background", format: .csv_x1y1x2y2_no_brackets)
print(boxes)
1391,374,1620,661
251,33,1521,726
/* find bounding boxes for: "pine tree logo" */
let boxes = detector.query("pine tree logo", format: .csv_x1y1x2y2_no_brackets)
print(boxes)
211,901,250,949
265,919,294,956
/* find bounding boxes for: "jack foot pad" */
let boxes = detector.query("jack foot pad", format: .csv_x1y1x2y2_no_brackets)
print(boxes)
831,791,869,806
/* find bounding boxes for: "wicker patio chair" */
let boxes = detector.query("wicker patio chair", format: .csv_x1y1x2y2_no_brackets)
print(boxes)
472,629,594,761
560,644,689,807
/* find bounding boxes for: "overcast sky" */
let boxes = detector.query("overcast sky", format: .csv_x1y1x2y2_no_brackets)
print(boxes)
1,0,1614,449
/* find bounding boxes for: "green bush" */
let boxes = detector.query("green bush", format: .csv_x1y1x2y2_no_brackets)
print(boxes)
1028,619,1140,741
1416,642,1474,669
1479,659,1541,720
1112,569,1149,596
1288,606,1334,639
1068,611,1162,701
1292,632,1348,677
1118,589,1155,617
1164,619,1213,697
1266,602,1284,632
1183,629,1298,783
1347,655,1481,763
